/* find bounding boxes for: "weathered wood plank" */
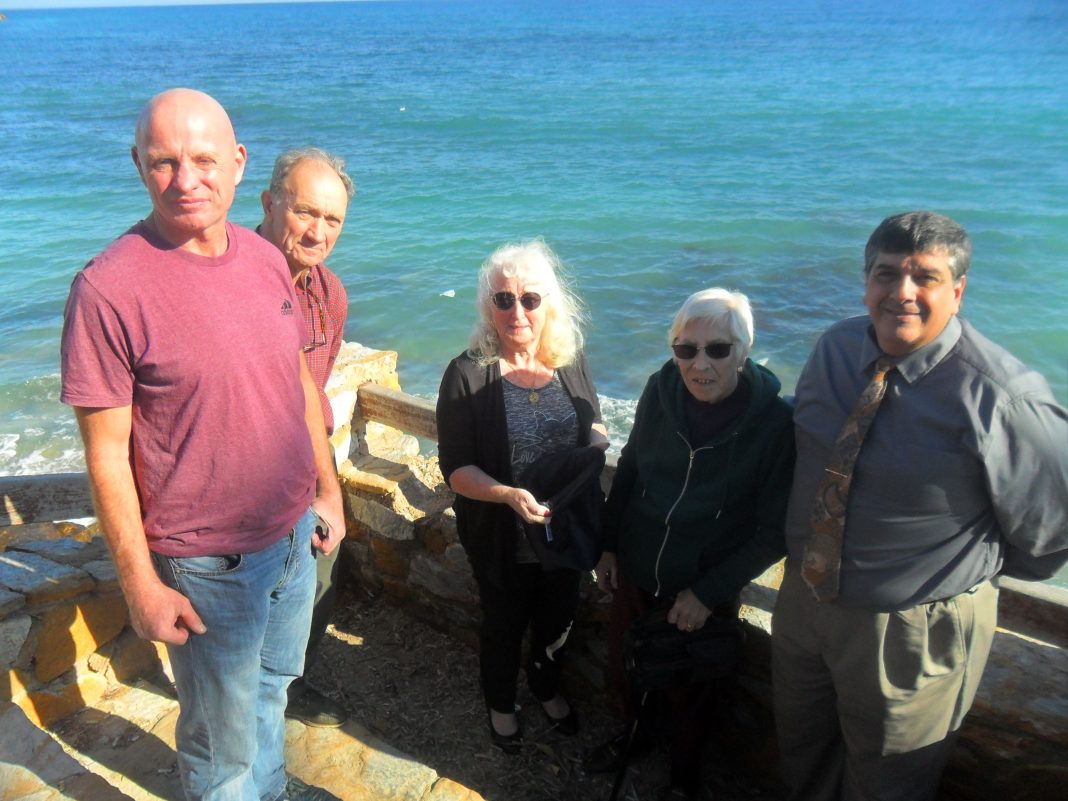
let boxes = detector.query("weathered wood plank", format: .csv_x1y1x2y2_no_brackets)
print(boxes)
358,384,438,441
1,473,94,526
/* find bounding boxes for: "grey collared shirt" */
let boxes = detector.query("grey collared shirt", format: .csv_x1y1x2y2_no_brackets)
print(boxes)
785,315,1068,609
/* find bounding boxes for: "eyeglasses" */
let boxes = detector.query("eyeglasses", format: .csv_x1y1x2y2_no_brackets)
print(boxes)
671,341,733,360
491,291,544,312
302,279,328,353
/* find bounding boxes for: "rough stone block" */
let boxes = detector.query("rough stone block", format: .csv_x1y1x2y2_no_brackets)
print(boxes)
442,544,474,578
87,650,111,674
331,430,353,471
437,508,459,542
81,558,120,590
380,575,411,603
0,614,32,671
347,495,415,542
1,668,30,704
15,670,108,727
329,388,358,432
358,740,437,800
408,554,474,604
35,595,129,683
0,552,94,605
9,535,109,567
427,777,486,801
416,519,449,556
369,536,409,579
0,587,25,618
0,521,88,550
106,629,170,684
344,465,403,497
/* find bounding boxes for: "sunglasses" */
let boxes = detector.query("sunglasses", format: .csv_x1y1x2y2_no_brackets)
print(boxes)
491,291,544,312
671,341,733,360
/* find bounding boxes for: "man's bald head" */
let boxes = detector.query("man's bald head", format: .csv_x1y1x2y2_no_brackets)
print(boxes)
131,88,247,255
135,88,238,152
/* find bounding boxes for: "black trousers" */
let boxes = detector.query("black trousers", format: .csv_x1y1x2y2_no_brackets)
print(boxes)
477,562,582,713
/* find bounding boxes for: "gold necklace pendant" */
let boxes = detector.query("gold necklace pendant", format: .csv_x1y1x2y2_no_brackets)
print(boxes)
529,390,539,404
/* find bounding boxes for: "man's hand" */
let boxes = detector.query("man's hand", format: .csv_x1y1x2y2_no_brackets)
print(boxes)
667,588,712,632
310,494,345,555
126,574,207,645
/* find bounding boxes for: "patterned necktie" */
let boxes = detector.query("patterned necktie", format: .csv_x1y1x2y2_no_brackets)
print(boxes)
801,356,895,601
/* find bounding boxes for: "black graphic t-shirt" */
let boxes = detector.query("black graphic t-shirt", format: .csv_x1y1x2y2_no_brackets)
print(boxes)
503,373,578,562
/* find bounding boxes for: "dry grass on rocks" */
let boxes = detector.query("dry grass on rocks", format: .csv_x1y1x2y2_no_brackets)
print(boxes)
307,588,782,801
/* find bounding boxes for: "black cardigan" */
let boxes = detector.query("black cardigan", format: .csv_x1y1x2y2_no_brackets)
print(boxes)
436,349,602,588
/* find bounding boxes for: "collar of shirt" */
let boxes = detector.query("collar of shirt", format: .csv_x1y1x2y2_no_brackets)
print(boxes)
860,315,963,385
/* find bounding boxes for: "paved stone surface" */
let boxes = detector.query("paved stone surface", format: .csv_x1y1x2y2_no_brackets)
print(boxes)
0,701,133,801
27,677,486,801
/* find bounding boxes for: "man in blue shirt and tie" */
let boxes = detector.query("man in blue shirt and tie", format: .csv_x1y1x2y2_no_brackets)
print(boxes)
773,211,1068,801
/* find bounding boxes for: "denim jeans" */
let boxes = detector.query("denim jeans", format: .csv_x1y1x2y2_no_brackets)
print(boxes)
153,507,318,801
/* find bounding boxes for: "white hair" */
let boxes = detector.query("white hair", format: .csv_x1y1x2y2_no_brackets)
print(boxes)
468,239,585,368
668,288,754,361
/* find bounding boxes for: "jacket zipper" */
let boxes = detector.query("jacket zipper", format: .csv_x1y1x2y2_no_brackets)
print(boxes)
652,432,716,597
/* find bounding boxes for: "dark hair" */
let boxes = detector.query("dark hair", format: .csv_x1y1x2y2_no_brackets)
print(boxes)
864,211,972,280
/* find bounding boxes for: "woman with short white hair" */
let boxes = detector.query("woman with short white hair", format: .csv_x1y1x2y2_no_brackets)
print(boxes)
587,287,795,800
436,239,609,754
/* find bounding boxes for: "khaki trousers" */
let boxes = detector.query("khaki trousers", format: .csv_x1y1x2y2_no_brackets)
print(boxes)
772,564,997,801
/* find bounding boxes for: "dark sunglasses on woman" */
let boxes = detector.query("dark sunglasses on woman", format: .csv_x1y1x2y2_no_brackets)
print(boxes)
671,341,733,360
492,291,543,311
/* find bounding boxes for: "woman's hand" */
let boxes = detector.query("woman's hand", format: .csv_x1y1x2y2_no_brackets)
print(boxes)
446,466,549,523
595,551,619,591
667,588,712,632
505,487,551,524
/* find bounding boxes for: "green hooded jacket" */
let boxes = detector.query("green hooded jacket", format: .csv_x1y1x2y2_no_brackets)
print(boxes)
604,358,795,608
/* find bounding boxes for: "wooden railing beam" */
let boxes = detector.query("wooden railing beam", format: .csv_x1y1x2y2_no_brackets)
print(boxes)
357,383,438,441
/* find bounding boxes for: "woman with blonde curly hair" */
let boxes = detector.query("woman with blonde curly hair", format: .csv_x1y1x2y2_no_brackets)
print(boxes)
436,239,609,754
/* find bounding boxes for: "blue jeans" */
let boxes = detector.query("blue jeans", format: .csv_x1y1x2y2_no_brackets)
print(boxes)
153,507,318,801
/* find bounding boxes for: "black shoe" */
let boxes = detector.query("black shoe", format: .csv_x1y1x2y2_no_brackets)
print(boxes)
582,731,646,774
282,775,342,801
541,699,580,736
285,684,348,728
487,707,522,755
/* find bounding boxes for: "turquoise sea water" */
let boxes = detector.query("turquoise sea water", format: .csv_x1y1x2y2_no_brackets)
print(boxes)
1,1,1066,580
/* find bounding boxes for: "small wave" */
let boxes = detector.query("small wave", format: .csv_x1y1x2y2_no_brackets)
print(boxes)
598,394,637,456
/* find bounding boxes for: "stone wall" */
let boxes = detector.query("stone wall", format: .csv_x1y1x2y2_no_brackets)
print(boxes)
0,521,169,731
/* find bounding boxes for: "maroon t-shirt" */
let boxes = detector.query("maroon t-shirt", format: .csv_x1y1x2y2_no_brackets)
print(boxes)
61,221,316,557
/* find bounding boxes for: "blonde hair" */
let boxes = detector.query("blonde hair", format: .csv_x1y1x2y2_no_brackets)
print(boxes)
668,288,754,362
469,239,585,368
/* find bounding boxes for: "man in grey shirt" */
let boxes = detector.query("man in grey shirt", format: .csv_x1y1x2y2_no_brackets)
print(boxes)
772,211,1068,801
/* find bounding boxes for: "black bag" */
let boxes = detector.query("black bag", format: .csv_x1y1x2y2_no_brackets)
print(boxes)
623,608,742,693
519,445,606,571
